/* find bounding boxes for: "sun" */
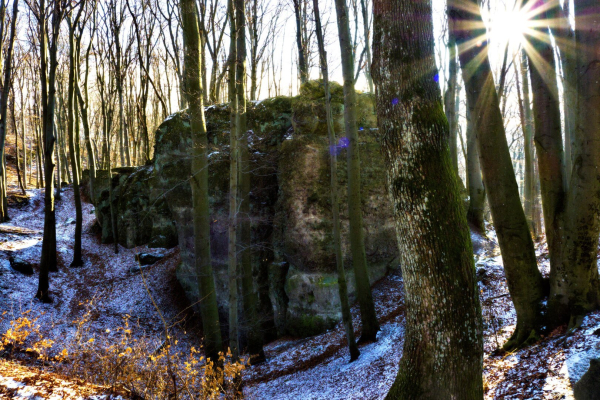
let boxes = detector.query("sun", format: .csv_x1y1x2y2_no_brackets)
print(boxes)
490,7,529,46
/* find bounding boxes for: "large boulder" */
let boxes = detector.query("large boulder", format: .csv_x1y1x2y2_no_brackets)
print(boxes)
89,166,178,249
574,358,600,400
273,84,397,336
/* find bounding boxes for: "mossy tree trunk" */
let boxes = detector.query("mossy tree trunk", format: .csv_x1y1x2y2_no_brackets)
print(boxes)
334,0,379,343
236,0,265,363
372,1,483,398
314,0,359,362
180,0,223,362
448,0,545,350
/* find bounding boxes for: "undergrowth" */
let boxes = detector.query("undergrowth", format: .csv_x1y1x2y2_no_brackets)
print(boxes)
0,303,246,399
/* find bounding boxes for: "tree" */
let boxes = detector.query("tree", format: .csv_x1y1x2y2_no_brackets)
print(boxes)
66,5,86,268
292,0,308,84
334,0,379,342
448,0,545,350
313,0,359,362
465,106,485,233
236,0,265,362
36,0,66,302
180,0,223,362
227,0,239,361
526,0,600,328
372,1,483,397
0,0,19,222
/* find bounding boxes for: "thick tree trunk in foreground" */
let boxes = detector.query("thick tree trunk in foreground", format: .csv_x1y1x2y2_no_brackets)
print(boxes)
235,0,264,362
314,0,359,362
448,0,545,350
334,0,379,342
372,1,483,398
180,0,223,362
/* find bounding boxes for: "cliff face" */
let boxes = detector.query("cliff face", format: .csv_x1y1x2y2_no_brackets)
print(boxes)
87,81,398,338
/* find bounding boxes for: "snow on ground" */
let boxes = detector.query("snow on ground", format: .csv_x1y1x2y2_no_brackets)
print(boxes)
0,359,123,399
0,186,203,370
1,183,600,399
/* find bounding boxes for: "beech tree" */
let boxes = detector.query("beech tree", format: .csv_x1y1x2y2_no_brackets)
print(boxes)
334,0,379,342
180,0,223,362
36,0,67,302
526,0,600,328
372,0,483,397
448,0,545,350
314,0,359,362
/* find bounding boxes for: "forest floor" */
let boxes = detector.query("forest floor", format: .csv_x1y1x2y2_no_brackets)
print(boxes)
0,150,599,398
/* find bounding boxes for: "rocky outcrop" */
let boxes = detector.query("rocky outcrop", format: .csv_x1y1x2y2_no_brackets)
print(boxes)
87,81,399,338
574,358,600,400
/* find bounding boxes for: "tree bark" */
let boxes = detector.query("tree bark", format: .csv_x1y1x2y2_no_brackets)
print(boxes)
372,1,483,397
334,0,379,342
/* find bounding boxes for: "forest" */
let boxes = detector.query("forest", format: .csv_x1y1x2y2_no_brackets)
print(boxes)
0,0,599,398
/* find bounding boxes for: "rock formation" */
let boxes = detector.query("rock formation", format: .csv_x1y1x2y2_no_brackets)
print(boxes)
86,81,399,338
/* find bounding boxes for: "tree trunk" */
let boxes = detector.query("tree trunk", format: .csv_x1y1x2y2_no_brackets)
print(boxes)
448,0,545,350
37,0,61,302
372,1,483,397
227,0,239,361
465,106,485,233
236,0,265,362
444,38,459,175
544,0,600,327
180,0,223,362
334,0,379,342
516,50,535,233
67,15,84,267
0,0,18,221
359,0,373,93
314,0,359,362
292,0,308,84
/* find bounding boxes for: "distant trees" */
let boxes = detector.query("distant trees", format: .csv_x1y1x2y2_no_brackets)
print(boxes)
372,0,483,397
